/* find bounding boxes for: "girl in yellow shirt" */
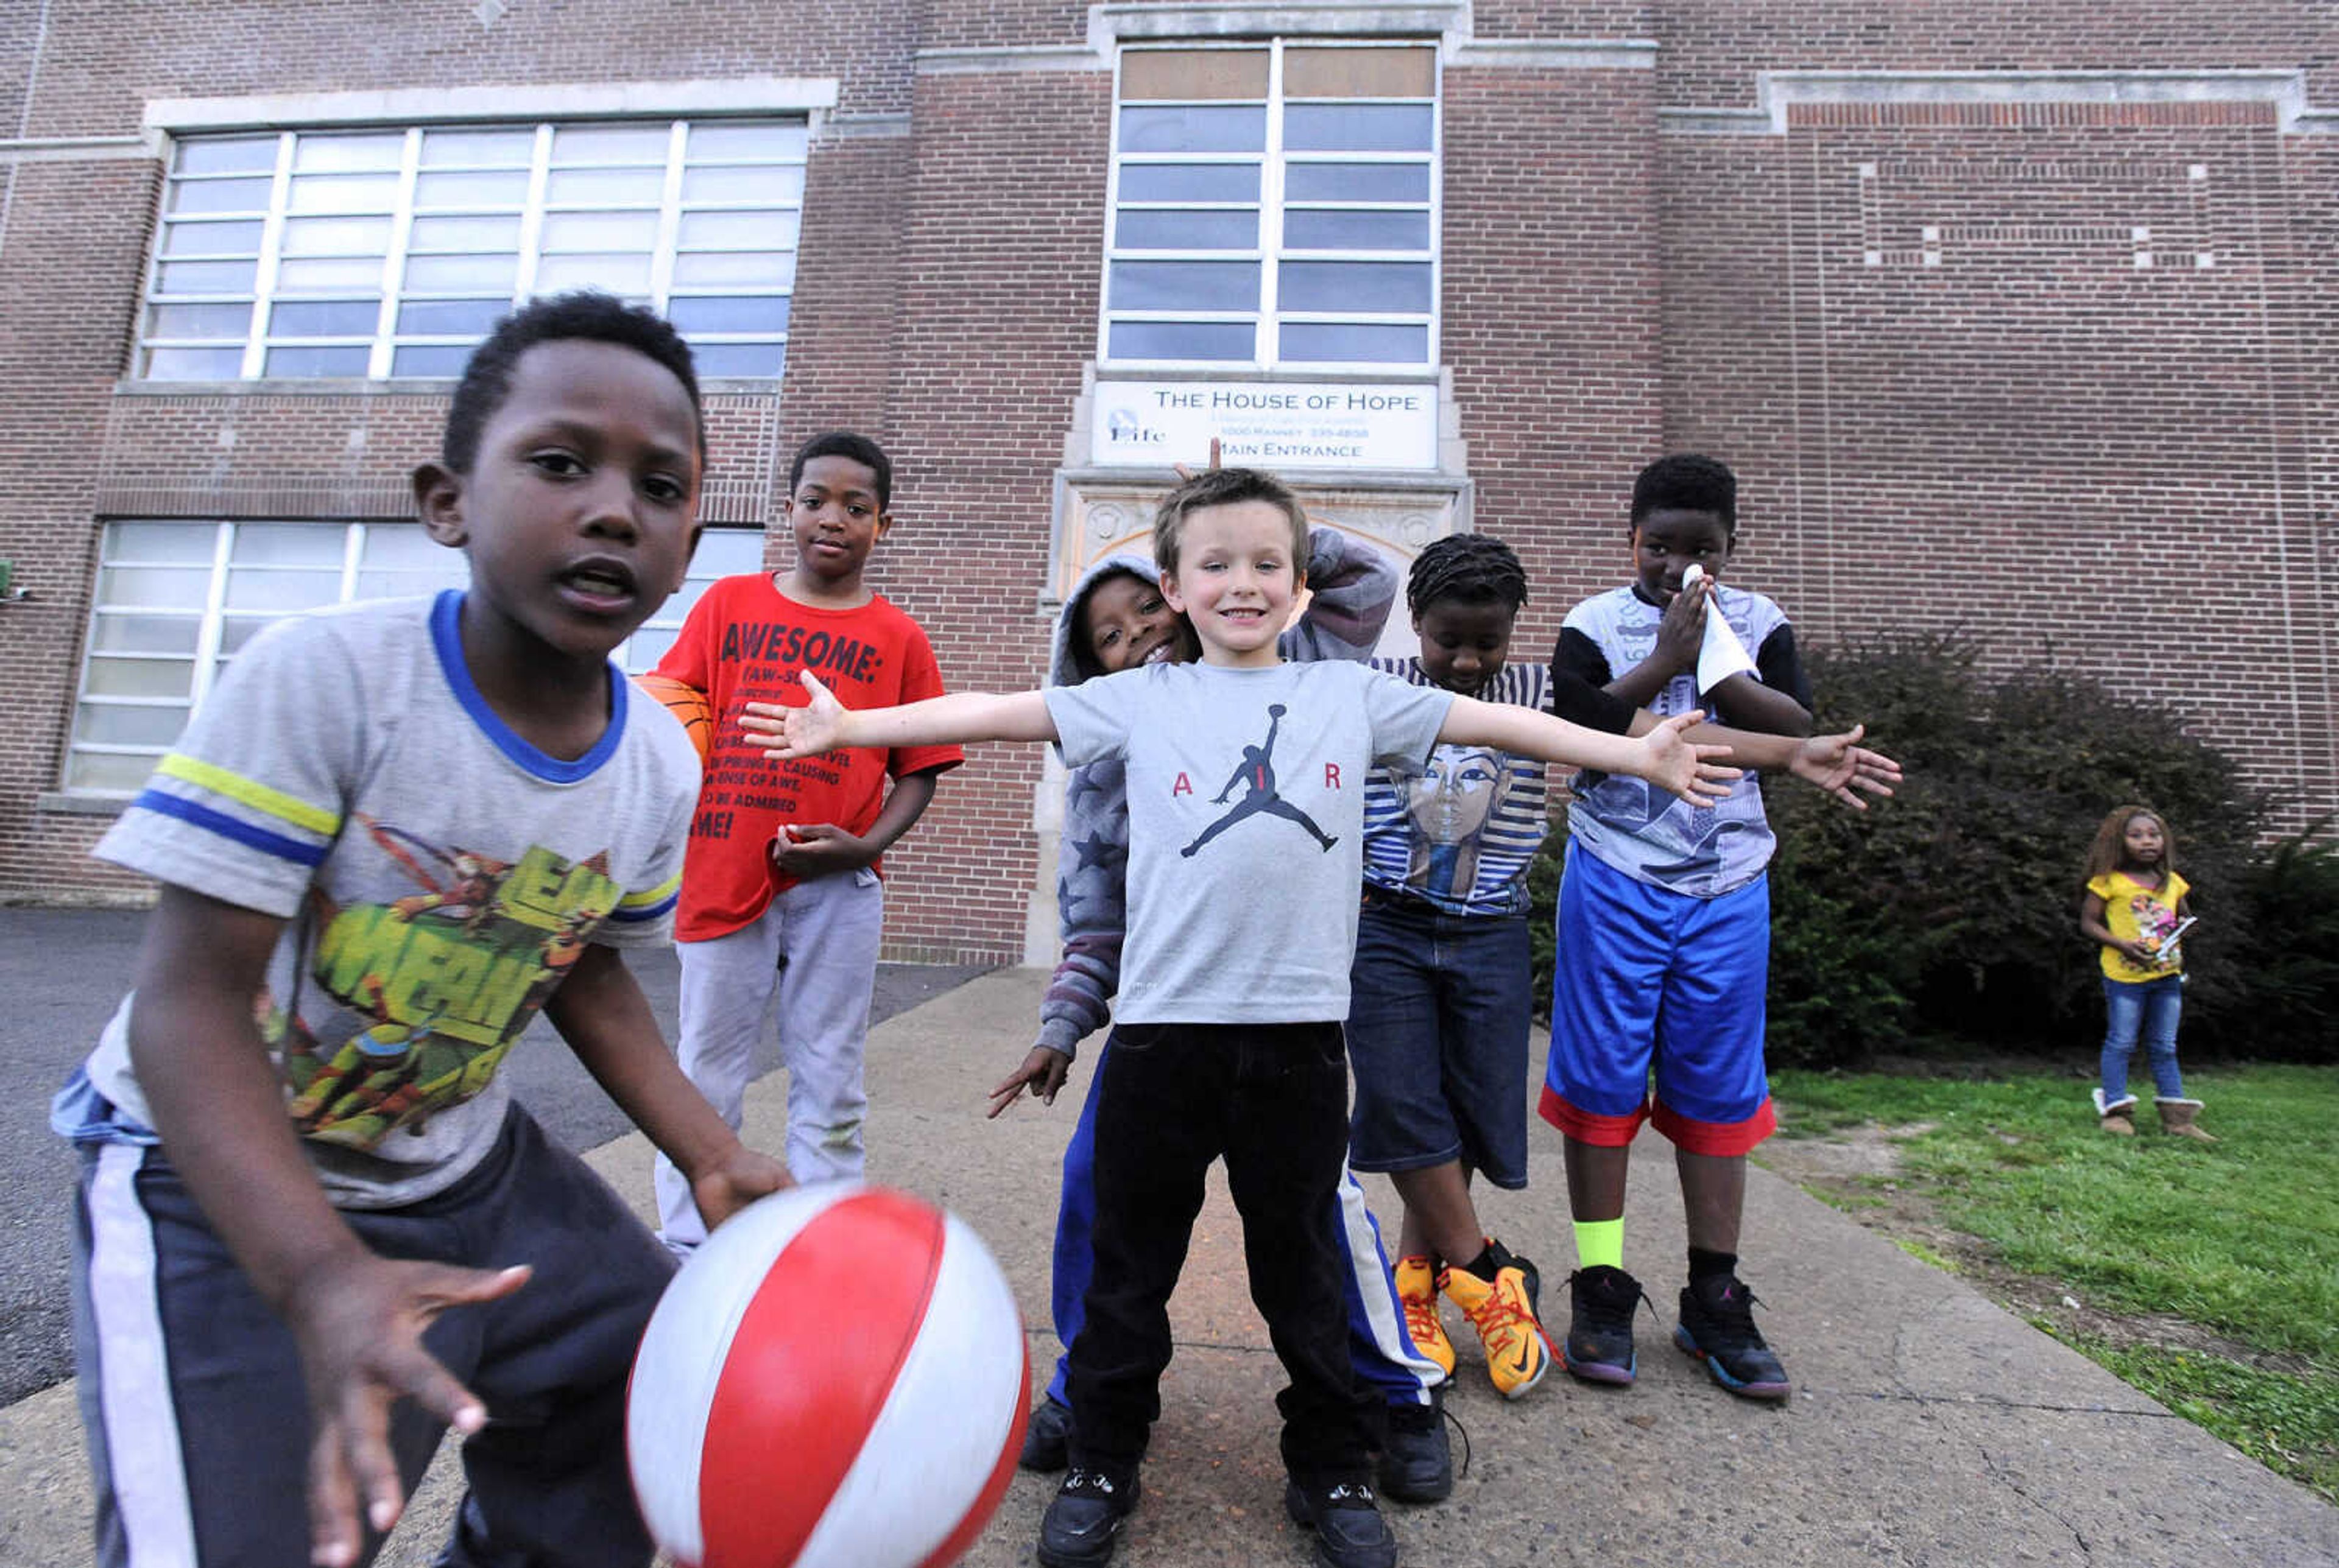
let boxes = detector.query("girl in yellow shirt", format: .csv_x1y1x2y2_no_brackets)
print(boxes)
2078,805,2211,1140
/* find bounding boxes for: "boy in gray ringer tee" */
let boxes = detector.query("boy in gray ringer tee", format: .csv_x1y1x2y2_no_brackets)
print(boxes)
51,296,791,1568
748,467,1736,1568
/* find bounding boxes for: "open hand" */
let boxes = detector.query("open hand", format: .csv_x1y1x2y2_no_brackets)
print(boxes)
1788,725,1903,810
1640,709,1738,806
987,1045,1073,1118
286,1253,531,1567
769,821,877,879
743,672,847,759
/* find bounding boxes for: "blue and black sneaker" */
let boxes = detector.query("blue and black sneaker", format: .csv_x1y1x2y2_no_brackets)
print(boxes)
1674,1271,1791,1401
1561,1265,1648,1387
1020,1395,1072,1472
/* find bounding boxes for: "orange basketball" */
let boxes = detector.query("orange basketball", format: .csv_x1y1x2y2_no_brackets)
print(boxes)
635,673,713,767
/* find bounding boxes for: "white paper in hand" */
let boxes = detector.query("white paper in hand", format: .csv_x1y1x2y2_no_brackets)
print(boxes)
1681,564,1756,694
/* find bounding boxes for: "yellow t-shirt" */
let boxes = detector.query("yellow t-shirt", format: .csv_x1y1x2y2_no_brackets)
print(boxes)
2086,868,2190,982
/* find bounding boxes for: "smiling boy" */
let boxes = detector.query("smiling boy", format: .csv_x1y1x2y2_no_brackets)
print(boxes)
51,293,791,1568
746,466,1737,1568
647,431,959,1246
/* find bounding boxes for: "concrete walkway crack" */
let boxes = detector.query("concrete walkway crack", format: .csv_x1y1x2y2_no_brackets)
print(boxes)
1802,1385,2179,1417
1977,1440,2096,1559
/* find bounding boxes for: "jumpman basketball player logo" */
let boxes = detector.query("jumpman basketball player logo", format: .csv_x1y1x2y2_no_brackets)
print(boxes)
1181,703,1338,857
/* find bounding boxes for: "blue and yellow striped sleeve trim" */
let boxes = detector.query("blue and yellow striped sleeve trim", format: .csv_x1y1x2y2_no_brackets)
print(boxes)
609,868,682,924
130,754,341,869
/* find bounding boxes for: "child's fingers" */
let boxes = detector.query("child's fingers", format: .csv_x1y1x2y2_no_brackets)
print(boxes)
304,1422,361,1567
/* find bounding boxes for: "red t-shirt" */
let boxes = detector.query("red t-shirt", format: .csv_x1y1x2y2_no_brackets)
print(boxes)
655,574,961,942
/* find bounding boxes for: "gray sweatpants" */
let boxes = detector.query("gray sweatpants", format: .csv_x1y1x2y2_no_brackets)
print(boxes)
71,1106,674,1568
655,867,884,1250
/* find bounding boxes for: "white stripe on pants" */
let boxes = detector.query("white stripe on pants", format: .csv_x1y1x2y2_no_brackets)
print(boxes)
656,868,885,1248
84,1143,198,1567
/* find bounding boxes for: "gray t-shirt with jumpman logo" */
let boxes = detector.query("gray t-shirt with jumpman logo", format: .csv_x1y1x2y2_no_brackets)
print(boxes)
1046,659,1450,1024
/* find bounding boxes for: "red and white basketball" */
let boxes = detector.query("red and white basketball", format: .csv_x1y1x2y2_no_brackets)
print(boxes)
627,1183,1029,1568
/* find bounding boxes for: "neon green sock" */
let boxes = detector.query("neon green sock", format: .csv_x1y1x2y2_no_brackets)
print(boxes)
1574,1218,1624,1271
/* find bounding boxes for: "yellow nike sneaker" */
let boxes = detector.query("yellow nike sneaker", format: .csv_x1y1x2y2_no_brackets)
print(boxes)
1439,1242,1550,1399
1394,1254,1455,1383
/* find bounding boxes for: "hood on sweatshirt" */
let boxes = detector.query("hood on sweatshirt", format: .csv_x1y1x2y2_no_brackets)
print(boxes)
1050,549,1174,691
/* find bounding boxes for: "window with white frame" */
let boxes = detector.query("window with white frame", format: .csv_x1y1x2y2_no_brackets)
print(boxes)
1103,41,1438,370
139,119,806,382
67,520,765,793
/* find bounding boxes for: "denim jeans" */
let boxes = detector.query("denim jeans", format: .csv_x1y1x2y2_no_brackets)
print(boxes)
2100,974,2184,1102
1346,893,1533,1187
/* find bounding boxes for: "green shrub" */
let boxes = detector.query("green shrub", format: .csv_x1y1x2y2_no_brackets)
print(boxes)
2235,823,2339,1063
1525,635,2337,1068
1767,635,2269,1064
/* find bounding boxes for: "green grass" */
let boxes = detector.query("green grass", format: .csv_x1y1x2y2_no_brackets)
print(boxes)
2061,1336,2339,1501
1766,1064,2339,1500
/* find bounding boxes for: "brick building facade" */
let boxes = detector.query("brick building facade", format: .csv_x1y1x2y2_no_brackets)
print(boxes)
1,2,2330,965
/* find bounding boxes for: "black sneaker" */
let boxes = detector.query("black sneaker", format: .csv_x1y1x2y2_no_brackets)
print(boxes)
1562,1265,1648,1387
1376,1388,1454,1504
1037,1468,1138,1568
1283,1479,1397,1568
1674,1272,1791,1401
1020,1394,1072,1472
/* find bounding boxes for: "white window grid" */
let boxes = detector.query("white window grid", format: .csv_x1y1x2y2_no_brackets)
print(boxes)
66,519,767,794
139,119,808,383
1100,39,1441,373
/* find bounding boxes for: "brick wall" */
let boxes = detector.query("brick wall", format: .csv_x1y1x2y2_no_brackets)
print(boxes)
1441,63,1664,656
859,65,1114,963
1659,100,2337,831
1651,1,2339,108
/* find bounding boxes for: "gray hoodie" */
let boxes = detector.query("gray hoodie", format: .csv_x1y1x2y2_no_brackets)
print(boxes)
1035,528,1399,1056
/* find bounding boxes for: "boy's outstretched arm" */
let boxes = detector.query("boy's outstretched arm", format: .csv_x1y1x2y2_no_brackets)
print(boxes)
126,887,530,1568
1635,714,1900,810
747,673,1056,757
543,943,792,1225
1441,697,1737,804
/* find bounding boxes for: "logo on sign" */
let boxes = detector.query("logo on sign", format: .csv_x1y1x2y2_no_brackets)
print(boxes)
1106,408,1164,446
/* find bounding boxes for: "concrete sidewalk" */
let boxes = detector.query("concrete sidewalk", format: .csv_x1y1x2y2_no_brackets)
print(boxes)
5,967,2333,1566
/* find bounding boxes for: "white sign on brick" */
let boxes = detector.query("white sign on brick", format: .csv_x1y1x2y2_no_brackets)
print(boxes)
1090,380,1438,471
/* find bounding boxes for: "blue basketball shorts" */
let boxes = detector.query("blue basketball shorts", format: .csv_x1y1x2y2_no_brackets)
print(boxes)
1539,845,1778,1155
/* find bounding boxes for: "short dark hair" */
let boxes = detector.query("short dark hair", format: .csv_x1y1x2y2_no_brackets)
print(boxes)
1153,466,1308,576
1631,453,1738,538
788,431,893,510
1408,533,1527,618
442,291,702,474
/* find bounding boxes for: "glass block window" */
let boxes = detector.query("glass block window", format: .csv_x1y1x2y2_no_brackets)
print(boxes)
66,521,766,793
1104,41,1438,370
139,119,807,382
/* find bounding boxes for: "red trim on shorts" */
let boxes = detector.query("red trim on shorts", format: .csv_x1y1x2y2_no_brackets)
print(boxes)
1537,1084,1649,1146
1650,1095,1777,1156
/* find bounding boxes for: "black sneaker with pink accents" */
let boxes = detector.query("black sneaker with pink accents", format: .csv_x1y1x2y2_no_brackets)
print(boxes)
1673,1271,1791,1401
